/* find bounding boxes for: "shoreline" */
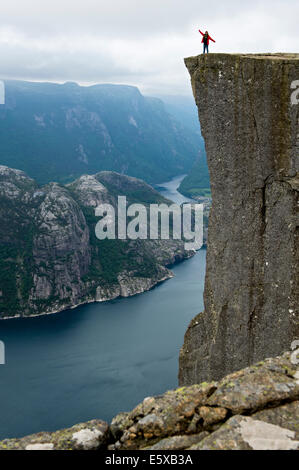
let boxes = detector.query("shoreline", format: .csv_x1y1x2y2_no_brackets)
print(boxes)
0,247,201,322
0,267,177,322
0,172,200,322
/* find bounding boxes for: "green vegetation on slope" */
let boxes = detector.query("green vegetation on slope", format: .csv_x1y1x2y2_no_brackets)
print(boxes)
178,151,211,198
0,81,201,185
0,168,185,318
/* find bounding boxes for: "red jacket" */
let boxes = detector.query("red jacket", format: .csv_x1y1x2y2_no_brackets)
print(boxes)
199,30,215,45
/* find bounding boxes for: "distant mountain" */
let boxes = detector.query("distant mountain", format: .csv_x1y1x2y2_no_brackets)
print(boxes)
0,166,194,319
0,81,201,185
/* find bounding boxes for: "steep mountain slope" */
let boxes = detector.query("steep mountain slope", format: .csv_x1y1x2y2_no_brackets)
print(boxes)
0,81,200,185
0,166,193,319
180,53,299,385
178,152,211,198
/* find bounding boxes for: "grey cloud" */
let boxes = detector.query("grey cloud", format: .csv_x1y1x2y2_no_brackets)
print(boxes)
2,0,296,38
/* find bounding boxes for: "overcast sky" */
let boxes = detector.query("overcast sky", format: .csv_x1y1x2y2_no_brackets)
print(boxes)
0,0,298,95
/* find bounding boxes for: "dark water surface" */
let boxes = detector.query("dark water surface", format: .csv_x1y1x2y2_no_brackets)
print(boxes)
0,176,206,439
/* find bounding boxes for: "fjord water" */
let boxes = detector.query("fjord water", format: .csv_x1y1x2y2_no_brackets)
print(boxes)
0,177,206,440
156,174,195,205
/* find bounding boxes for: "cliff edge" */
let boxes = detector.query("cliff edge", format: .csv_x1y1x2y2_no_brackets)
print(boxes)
1,353,298,450
179,53,299,385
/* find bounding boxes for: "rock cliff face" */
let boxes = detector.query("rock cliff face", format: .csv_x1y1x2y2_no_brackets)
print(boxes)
0,166,193,319
179,54,299,385
1,353,298,450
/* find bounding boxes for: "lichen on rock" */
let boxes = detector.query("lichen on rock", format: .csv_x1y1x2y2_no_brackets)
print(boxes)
108,353,299,450
0,420,109,451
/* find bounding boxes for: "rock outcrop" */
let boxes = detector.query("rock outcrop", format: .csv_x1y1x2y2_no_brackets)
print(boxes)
0,420,110,451
179,54,299,385
0,80,201,185
1,353,298,450
0,166,193,319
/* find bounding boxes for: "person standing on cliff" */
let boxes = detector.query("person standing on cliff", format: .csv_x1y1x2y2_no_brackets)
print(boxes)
199,29,216,54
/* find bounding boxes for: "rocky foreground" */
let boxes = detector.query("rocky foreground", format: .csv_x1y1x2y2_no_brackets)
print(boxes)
1,352,298,450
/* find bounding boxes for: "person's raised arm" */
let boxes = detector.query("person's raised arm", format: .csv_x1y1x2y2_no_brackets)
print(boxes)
198,29,204,36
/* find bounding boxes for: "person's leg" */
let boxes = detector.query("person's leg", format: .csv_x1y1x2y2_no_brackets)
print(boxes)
207,44,209,54
203,43,205,54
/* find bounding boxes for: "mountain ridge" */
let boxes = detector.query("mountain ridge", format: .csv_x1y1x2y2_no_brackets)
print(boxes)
0,165,194,319
179,53,299,385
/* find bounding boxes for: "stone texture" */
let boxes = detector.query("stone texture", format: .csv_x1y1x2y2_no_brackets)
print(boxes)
206,354,299,413
189,415,299,450
143,432,209,450
252,400,299,439
109,382,218,450
108,353,299,450
179,53,299,385
31,182,91,309
0,420,109,450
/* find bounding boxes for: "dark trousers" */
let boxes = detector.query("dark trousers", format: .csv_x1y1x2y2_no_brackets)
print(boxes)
203,43,209,54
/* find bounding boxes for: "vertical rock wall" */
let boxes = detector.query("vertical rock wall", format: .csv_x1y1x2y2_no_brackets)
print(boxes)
179,54,299,384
